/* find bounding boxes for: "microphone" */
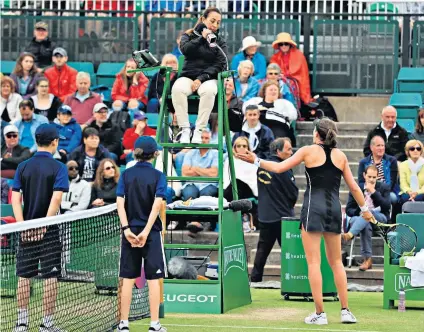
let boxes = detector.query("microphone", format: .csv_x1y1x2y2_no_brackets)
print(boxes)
196,23,217,46
228,199,253,213
206,33,217,45
167,257,198,280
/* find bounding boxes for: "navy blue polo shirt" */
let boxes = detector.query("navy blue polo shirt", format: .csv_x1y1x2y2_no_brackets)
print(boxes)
116,161,167,231
12,151,69,221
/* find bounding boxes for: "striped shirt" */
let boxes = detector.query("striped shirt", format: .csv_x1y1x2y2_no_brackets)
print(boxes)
371,156,385,182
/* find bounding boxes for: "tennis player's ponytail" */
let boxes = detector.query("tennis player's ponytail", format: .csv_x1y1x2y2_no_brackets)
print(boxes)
314,117,338,148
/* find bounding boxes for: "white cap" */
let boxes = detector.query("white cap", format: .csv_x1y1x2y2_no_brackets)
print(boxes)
240,36,261,52
93,103,109,114
4,124,19,137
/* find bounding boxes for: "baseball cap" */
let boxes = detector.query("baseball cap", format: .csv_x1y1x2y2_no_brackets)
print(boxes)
3,124,19,137
134,112,147,121
134,136,162,154
93,103,109,114
35,123,59,144
53,47,67,57
35,21,48,30
57,105,72,114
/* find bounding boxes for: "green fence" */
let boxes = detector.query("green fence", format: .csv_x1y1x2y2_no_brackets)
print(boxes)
313,19,399,94
0,15,138,67
149,17,300,61
412,22,424,67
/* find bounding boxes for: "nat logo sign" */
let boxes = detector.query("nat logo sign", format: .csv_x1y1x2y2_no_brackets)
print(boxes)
395,273,424,292
223,244,245,276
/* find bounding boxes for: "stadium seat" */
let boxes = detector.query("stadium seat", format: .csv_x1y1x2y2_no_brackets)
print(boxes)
389,93,423,120
1,204,14,217
68,62,96,83
147,113,159,128
397,119,415,133
366,2,398,34
96,62,124,87
0,61,16,76
396,67,424,101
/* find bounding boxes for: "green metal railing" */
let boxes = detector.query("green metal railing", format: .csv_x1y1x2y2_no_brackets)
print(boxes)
412,22,424,67
0,15,138,66
312,19,399,94
149,17,300,61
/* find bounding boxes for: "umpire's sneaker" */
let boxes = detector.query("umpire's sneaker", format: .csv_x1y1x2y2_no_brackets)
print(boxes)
148,327,167,332
304,312,328,325
341,308,357,323
13,324,28,332
179,128,191,144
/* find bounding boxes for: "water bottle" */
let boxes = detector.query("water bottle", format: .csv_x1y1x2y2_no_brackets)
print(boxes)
398,289,406,312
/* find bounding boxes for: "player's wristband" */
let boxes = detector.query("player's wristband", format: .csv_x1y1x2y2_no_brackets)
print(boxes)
254,157,261,167
359,205,369,213
121,225,130,232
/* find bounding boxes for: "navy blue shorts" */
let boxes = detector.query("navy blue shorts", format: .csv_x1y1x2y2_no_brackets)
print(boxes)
119,227,166,280
16,226,62,279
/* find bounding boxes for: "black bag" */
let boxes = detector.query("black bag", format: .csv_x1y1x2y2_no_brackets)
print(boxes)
300,97,338,122
227,107,244,132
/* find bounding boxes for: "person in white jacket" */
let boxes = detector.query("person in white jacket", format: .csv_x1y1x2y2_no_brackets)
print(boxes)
61,160,91,214
243,80,297,143
224,136,258,201
1,76,23,123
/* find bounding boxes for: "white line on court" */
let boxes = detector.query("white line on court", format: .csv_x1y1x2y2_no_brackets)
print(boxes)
141,323,380,332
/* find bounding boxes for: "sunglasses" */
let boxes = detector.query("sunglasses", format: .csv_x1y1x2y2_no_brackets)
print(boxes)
68,166,79,171
278,42,291,47
236,144,248,148
409,146,422,152
268,72,279,76
104,166,114,171
6,133,18,138
38,85,49,88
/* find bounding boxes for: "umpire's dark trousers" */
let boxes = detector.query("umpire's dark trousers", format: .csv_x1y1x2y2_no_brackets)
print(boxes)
250,222,281,282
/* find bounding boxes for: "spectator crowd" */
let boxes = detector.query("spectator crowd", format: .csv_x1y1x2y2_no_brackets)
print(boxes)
1,14,307,235
2,12,424,274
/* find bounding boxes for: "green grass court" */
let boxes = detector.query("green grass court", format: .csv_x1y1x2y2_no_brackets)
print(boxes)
133,289,424,332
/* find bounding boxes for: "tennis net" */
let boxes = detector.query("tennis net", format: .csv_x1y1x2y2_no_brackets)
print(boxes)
0,204,149,332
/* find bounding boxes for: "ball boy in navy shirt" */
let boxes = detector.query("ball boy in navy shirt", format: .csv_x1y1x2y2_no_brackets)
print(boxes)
12,123,69,331
116,136,167,332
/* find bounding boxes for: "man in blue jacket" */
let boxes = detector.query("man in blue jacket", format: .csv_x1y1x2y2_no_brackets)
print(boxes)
54,105,82,162
12,100,48,153
232,105,274,159
231,36,267,80
358,135,398,204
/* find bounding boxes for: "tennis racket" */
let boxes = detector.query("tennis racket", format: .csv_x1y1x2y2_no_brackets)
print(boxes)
370,217,417,257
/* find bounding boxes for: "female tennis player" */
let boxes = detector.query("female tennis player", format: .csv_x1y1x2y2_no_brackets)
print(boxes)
237,117,373,325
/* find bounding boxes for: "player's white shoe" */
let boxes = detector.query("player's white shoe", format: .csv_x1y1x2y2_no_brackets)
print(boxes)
117,324,129,331
148,326,167,332
13,324,28,332
341,309,357,323
304,312,328,325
